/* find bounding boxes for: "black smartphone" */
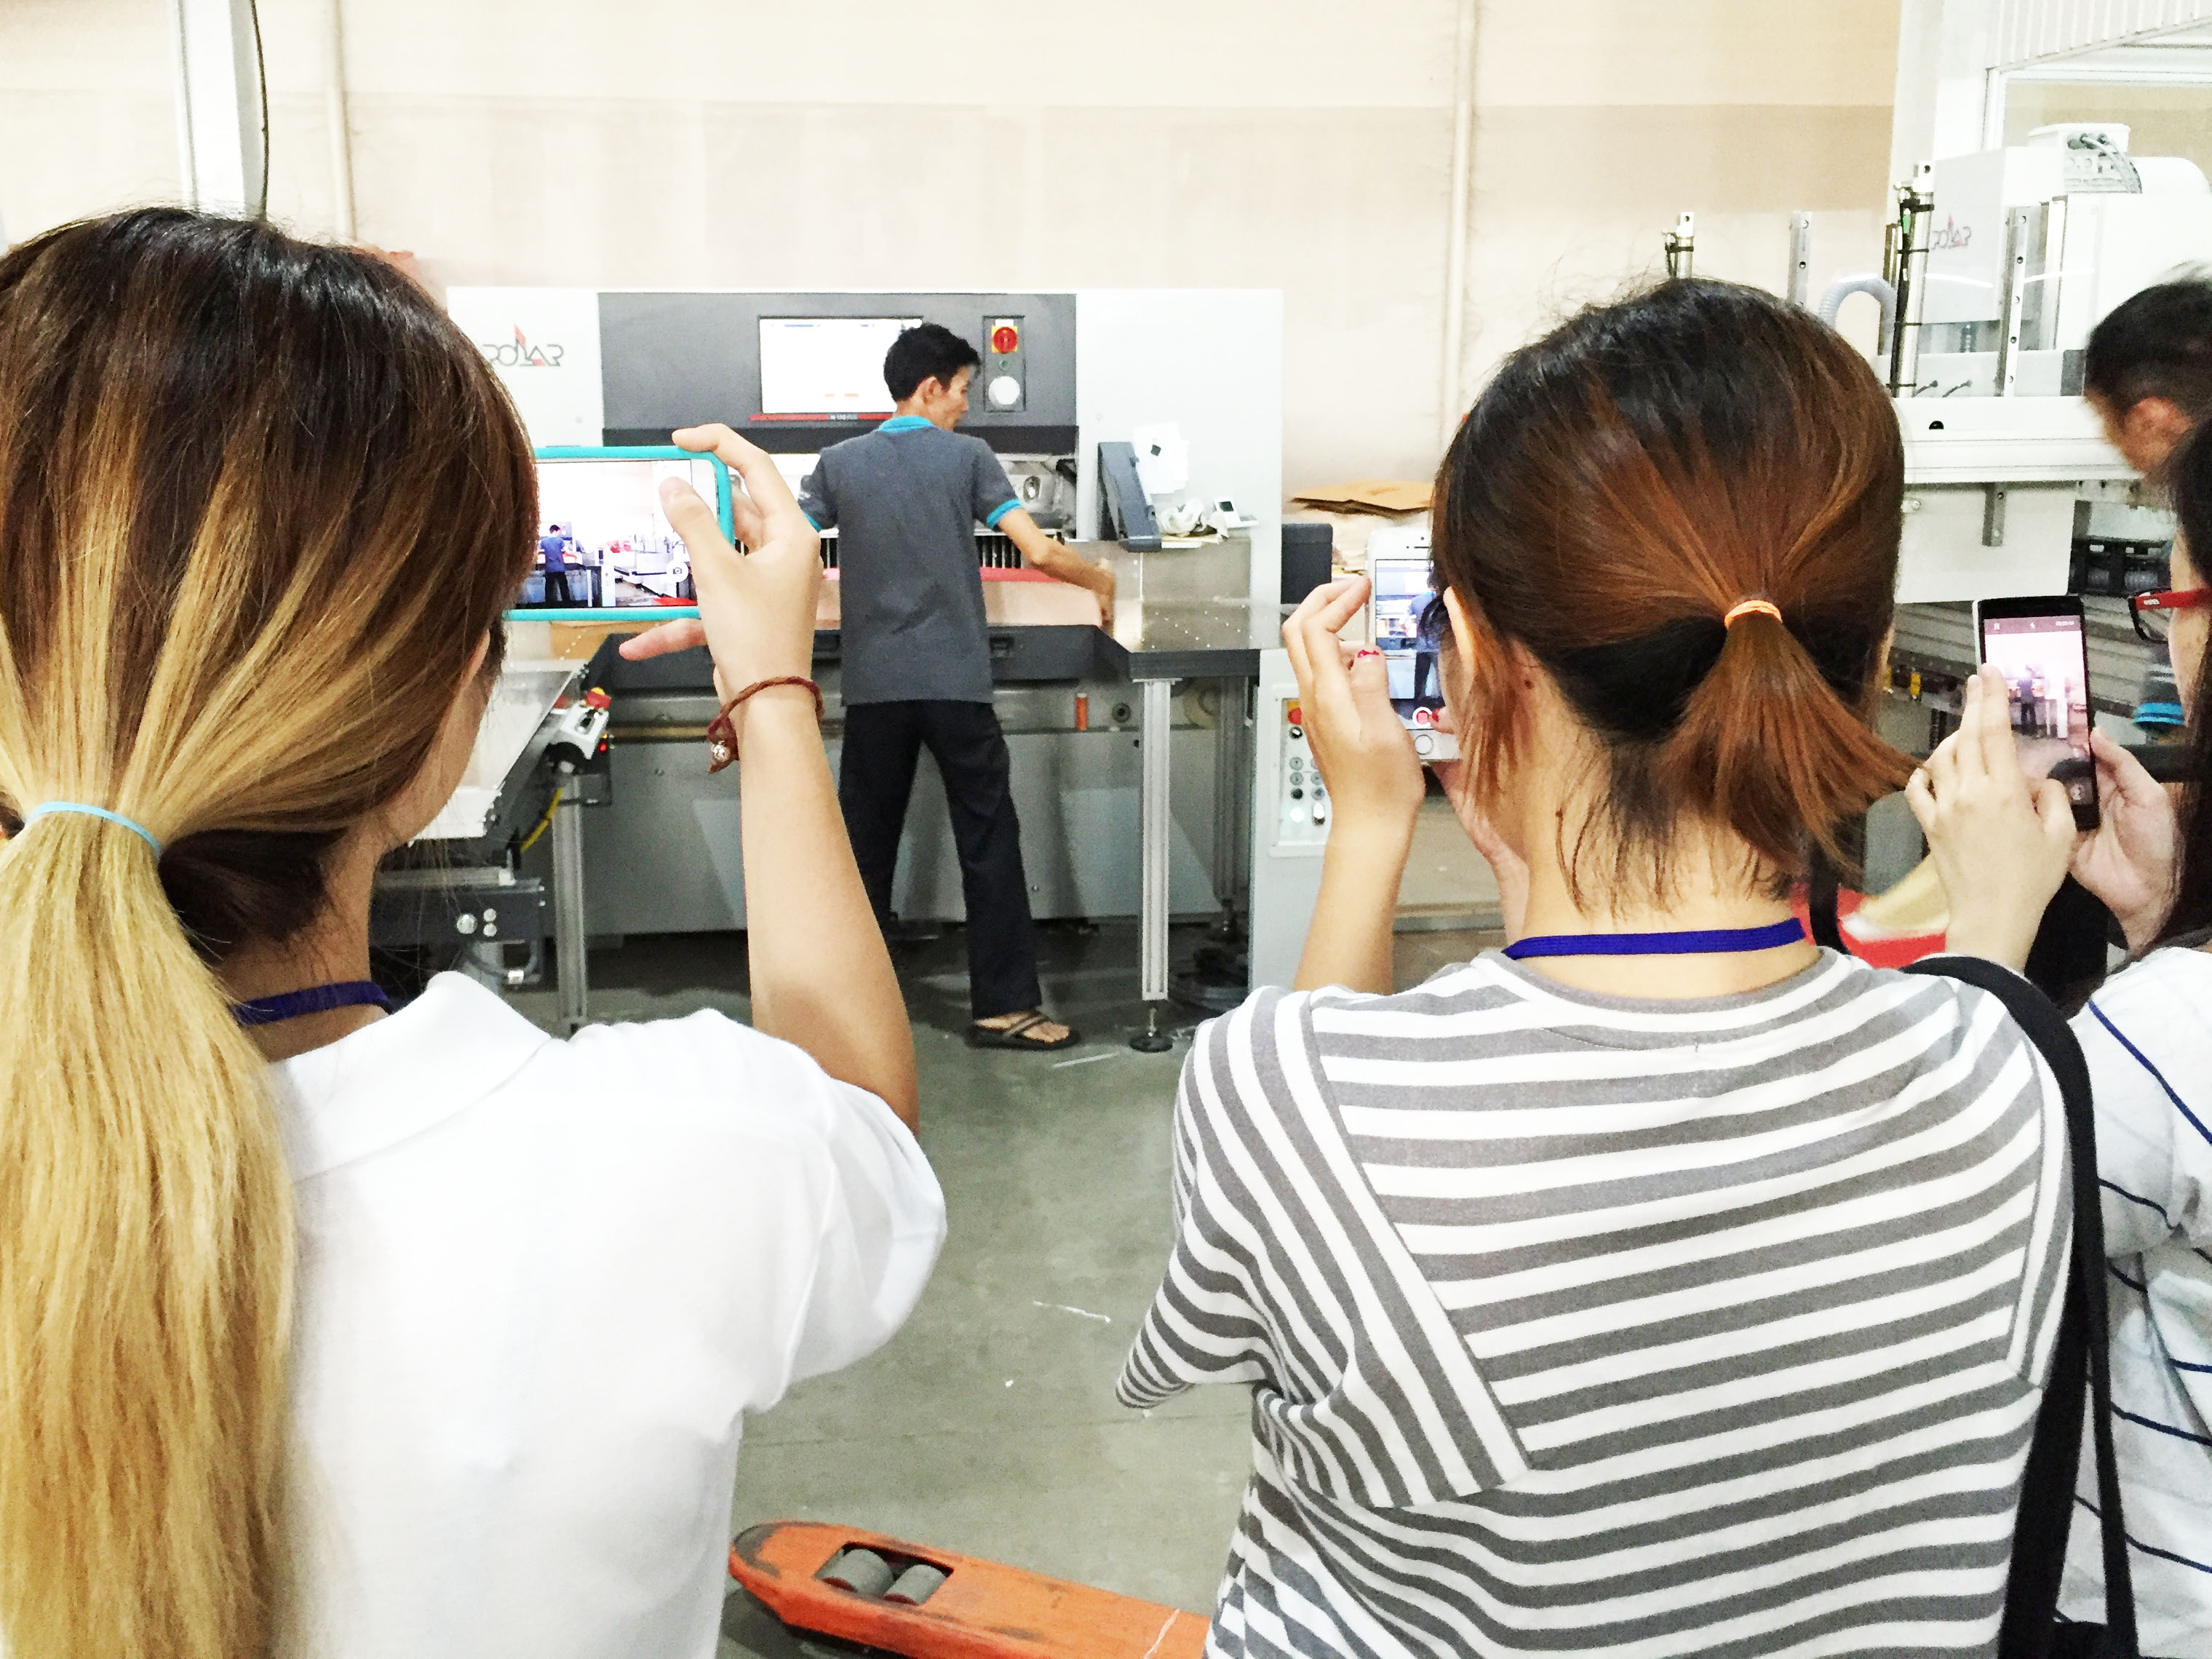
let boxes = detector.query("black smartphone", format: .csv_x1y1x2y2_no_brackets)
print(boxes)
1973,594,2100,831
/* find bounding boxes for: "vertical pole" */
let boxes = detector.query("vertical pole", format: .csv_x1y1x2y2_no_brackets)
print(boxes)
1787,212,1813,307
326,0,357,241
1436,0,1479,447
1994,205,2033,397
167,0,265,216
552,779,589,1033
1888,164,1935,397
1131,677,1174,1049
1209,678,1249,932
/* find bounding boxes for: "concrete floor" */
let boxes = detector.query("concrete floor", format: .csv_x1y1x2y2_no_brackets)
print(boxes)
506,907,1497,1649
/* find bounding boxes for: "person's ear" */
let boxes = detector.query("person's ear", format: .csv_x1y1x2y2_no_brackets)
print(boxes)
2127,396,2195,469
1442,586,1481,666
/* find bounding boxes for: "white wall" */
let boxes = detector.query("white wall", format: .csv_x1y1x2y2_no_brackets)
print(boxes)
2,0,1902,488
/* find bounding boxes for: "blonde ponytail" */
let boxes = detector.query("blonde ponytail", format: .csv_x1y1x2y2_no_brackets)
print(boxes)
0,210,536,1659
0,819,295,1659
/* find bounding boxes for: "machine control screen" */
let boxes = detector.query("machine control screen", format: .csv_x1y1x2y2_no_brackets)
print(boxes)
1976,602,2098,829
758,317,923,418
530,454,720,608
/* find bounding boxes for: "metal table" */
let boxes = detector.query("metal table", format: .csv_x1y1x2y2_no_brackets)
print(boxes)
1083,537,1278,1049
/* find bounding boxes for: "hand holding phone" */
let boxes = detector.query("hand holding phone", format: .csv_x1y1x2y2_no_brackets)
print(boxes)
618,425,821,707
1366,554,1457,763
1906,665,2080,971
1973,595,2100,830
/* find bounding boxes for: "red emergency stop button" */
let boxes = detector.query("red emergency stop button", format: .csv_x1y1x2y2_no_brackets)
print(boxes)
991,323,1019,354
1287,702,1302,727
585,688,611,710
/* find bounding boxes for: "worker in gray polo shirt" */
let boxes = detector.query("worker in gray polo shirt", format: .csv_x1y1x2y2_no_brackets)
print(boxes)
798,323,1115,1051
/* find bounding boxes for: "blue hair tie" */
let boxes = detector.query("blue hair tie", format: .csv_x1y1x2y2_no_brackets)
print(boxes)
19,802,164,858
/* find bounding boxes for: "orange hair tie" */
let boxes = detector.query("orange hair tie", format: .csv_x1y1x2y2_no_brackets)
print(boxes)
1722,599,1783,628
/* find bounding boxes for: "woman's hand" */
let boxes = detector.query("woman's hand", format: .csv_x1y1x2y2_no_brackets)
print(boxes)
2070,728,2179,952
1284,577,1425,995
619,423,821,733
1905,664,2079,971
1282,577,1425,843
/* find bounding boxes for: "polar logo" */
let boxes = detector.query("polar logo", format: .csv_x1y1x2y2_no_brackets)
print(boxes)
1929,217,1973,252
478,325,565,368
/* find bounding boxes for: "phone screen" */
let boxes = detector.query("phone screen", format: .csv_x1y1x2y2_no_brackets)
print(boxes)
527,454,722,609
1369,557,1456,758
1977,602,2099,830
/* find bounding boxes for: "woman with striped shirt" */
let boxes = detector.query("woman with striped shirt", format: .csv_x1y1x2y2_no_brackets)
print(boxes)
1118,282,2079,1658
1919,419,2212,1657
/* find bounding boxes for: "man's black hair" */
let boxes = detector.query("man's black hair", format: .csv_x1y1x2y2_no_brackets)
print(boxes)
2084,275,2212,423
883,323,980,402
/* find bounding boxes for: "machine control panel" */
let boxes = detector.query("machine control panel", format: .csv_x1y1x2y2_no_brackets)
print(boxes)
1273,699,1329,848
984,315,1026,412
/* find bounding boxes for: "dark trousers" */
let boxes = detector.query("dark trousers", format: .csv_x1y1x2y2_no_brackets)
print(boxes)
839,700,1042,1019
543,569,574,605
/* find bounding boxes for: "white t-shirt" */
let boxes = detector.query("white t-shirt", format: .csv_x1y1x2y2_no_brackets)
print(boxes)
274,973,944,1659
2059,948,2212,1657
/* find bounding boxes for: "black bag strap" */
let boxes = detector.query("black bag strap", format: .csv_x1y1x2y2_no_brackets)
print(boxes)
1905,956,2137,1658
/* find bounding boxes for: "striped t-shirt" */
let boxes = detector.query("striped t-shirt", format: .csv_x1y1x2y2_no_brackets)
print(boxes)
1118,950,2070,1658
2059,947,2212,1656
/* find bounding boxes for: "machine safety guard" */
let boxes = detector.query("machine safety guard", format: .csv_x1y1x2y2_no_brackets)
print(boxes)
729,1520,1208,1659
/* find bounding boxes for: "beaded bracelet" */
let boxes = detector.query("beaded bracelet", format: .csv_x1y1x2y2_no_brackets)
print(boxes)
705,676,824,773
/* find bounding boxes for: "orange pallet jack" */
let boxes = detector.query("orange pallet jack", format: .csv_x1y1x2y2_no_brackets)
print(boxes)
726,1521,1209,1659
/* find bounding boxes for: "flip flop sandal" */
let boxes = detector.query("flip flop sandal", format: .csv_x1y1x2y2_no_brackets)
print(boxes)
966,1013,1081,1052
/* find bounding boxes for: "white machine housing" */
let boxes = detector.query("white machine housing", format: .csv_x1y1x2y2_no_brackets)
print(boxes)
1249,647,1329,990
1895,126,2208,602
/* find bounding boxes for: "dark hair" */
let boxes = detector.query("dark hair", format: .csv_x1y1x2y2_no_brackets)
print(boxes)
883,322,979,402
2084,276,2212,429
2153,421,2212,946
1433,279,1911,896
0,213,533,964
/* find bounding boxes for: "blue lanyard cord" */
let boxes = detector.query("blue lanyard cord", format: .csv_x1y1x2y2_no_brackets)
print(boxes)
1503,918,1809,960
232,980,391,1028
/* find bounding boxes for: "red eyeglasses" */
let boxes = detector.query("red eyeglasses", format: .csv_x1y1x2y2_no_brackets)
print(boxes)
2130,586,2212,642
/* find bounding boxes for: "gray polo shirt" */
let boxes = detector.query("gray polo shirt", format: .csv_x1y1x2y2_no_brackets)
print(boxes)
797,418,1019,706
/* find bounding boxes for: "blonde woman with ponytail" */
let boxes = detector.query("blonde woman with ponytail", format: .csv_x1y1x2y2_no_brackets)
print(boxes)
0,210,939,1659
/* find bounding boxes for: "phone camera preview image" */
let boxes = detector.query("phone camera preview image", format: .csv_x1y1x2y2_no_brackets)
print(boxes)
1368,559,1457,761
1978,607,2099,831
523,455,720,610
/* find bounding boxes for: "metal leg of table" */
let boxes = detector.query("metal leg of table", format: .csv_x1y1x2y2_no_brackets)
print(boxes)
1131,677,1175,1052
551,778,589,1034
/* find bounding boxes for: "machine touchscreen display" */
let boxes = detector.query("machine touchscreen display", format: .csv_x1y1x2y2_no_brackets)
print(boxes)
527,453,723,610
1975,597,2099,830
1369,557,1457,761
758,317,924,418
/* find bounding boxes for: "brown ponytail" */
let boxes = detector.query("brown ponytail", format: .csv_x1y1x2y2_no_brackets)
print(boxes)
1434,279,1911,896
0,211,534,1659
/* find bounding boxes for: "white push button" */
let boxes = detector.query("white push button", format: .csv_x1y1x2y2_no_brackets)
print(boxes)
988,373,1022,408
1413,731,1435,757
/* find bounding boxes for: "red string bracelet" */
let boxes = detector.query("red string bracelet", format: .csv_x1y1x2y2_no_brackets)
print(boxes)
705,676,824,772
